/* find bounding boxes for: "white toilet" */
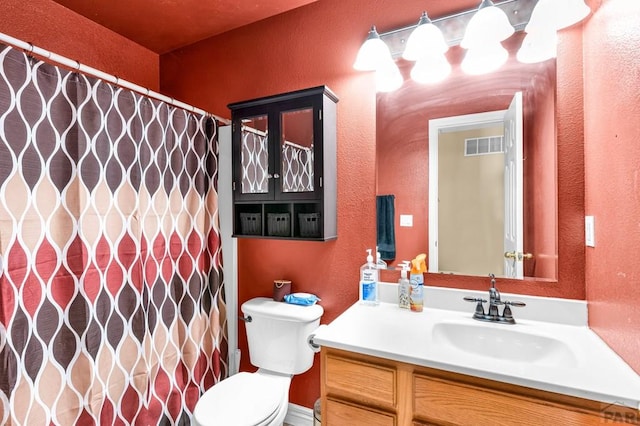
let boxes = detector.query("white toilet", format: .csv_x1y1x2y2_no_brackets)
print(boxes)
193,297,324,426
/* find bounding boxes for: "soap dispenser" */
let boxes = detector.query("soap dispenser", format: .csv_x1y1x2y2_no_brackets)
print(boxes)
398,261,410,309
375,246,388,270
359,249,379,305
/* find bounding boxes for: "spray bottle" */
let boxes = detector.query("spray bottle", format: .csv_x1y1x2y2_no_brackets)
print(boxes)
359,249,379,305
410,253,427,312
398,261,411,309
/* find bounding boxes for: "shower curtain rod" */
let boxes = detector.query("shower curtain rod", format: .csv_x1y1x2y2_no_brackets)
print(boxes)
0,32,231,125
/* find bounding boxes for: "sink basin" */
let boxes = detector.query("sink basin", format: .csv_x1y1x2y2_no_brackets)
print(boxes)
431,321,578,368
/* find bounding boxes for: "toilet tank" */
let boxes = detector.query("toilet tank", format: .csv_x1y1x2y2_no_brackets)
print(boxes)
242,297,323,375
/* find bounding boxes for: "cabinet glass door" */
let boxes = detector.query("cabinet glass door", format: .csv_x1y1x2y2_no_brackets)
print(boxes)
240,114,269,194
280,107,314,193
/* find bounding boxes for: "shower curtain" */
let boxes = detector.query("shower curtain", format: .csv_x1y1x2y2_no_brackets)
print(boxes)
0,43,227,424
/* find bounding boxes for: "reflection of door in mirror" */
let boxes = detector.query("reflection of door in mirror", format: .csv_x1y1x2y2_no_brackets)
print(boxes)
503,92,524,279
428,93,545,280
281,108,314,193
241,115,269,194
428,104,522,278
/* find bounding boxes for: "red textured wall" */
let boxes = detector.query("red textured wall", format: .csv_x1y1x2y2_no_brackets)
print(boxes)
583,0,640,374
0,0,159,90
160,0,588,409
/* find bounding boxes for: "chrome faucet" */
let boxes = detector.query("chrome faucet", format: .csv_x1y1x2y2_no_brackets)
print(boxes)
488,273,500,317
463,273,526,324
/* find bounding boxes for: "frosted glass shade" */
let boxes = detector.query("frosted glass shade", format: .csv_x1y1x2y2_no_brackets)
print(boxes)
526,0,591,32
461,42,509,75
376,59,403,92
354,26,392,71
402,12,449,61
517,31,558,63
555,0,591,30
410,54,451,84
461,1,515,49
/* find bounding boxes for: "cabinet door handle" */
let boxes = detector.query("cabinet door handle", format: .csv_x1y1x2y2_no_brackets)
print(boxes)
273,173,280,179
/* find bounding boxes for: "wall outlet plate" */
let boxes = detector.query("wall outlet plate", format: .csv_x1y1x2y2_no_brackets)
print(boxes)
585,216,595,247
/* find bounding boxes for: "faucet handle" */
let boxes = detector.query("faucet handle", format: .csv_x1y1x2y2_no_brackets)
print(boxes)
463,297,487,317
501,300,526,321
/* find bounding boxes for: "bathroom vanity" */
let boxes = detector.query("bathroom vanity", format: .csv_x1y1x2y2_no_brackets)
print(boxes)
313,285,640,425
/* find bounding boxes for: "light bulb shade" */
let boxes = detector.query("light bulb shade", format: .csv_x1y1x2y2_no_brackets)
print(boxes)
402,12,449,61
526,0,590,33
525,0,555,33
461,1,515,49
517,31,557,64
461,42,509,75
555,0,591,30
354,26,392,71
410,53,452,84
376,58,403,92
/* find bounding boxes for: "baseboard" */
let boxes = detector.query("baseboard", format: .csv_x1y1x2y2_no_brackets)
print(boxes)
284,402,314,426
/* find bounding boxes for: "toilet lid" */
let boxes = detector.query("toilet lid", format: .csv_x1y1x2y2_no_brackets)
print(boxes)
193,372,287,426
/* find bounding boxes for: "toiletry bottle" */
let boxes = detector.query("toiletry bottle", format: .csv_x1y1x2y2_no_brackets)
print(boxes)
375,246,388,270
359,249,379,305
410,253,427,312
398,261,411,309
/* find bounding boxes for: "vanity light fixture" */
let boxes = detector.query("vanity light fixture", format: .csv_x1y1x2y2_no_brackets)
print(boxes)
402,12,448,61
461,41,510,75
459,0,514,75
554,0,592,30
410,53,452,84
460,0,515,49
402,11,451,84
353,26,393,71
515,0,590,63
354,25,404,91
516,30,558,63
516,0,558,63
354,0,593,91
375,57,404,92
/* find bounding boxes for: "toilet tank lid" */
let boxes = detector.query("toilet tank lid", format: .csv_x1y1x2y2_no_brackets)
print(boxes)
242,297,323,322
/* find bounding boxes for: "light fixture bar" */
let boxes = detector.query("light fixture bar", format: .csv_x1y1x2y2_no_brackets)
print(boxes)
380,0,537,58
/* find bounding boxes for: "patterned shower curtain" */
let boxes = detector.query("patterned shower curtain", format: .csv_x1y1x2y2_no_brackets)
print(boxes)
0,44,227,424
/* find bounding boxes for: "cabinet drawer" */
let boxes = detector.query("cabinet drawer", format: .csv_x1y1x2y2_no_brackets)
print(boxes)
325,353,397,409
413,374,603,426
326,398,396,426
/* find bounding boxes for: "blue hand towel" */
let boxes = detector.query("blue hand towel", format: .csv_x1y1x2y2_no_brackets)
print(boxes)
376,194,396,261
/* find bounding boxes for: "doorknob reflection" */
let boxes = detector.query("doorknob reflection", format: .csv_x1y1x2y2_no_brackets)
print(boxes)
504,251,533,261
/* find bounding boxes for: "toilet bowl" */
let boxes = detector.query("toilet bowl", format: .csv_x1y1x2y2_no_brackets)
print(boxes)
193,297,323,426
193,370,291,426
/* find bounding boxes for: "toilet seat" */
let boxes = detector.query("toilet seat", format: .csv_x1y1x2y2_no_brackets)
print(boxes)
193,372,290,426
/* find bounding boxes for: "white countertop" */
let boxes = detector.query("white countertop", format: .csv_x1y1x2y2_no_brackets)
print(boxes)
312,285,640,410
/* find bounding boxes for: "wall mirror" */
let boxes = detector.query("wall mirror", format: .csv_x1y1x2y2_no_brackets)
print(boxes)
376,41,557,281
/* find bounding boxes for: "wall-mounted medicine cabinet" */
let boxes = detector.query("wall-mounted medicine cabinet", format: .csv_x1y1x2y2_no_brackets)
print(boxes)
228,86,338,241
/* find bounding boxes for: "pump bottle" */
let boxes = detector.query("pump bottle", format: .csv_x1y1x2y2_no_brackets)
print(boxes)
359,249,379,305
375,246,388,270
398,261,411,309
